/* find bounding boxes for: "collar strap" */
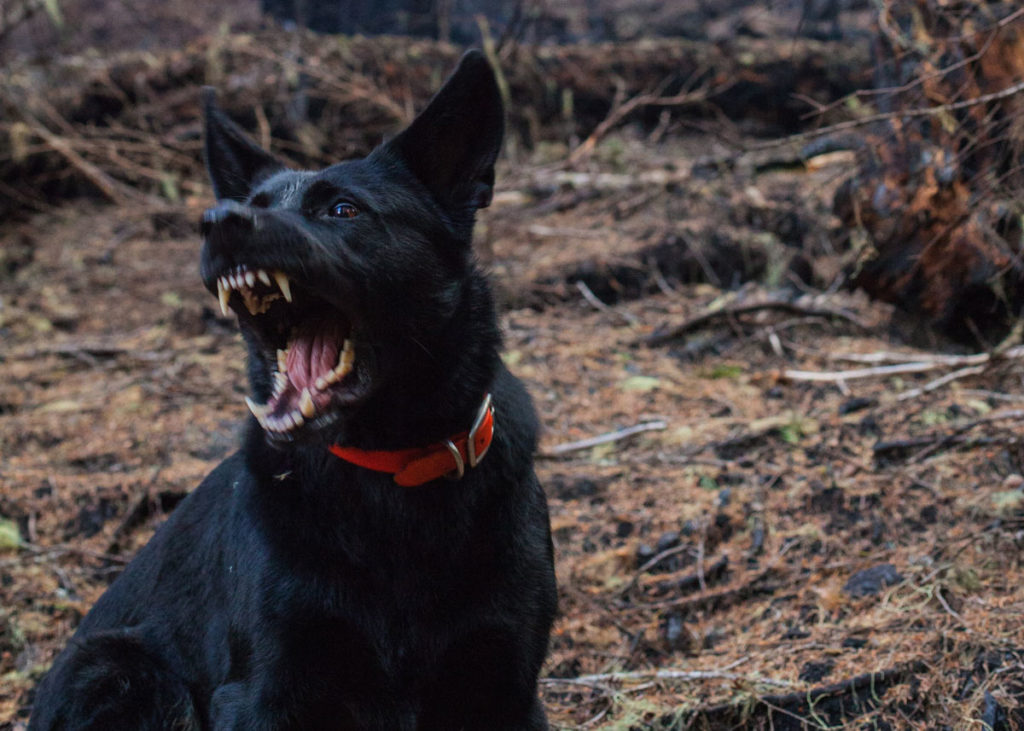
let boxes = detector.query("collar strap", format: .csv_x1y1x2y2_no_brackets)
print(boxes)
328,394,494,487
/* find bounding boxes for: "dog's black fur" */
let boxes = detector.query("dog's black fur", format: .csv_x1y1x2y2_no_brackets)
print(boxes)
29,51,557,730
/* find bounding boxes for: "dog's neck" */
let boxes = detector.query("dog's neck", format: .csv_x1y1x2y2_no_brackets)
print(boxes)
327,392,494,486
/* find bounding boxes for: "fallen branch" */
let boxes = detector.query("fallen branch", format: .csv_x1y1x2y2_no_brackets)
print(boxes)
542,666,795,690
11,341,165,362
831,344,1024,367
624,567,783,616
538,420,668,458
575,280,639,326
792,344,1024,389
783,361,941,383
896,364,987,401
696,662,927,725
635,555,731,599
567,73,731,164
20,114,138,205
874,435,1021,462
16,541,130,565
700,76,1024,164
908,409,1024,464
645,298,869,347
873,409,1024,464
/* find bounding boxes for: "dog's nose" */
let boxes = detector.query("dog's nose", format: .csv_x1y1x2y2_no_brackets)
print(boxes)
201,200,257,237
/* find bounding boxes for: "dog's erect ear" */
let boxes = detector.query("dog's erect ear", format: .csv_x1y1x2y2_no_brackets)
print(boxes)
202,88,284,202
384,50,504,213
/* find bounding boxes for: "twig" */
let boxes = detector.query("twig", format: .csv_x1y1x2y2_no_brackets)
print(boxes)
799,4,1020,122
541,667,795,689
618,543,695,596
797,344,1024,388
568,76,731,164
908,409,1024,464
832,344,1024,366
17,541,130,564
783,361,942,383
896,364,987,401
574,281,639,326
934,587,967,626
693,74,1024,169
646,298,869,347
691,662,927,726
20,114,137,204
538,420,668,458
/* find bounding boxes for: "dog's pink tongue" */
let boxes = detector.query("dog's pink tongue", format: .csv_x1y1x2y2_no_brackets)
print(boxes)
285,319,345,391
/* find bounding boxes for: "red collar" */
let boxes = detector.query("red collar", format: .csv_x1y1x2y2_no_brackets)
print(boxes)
328,394,495,487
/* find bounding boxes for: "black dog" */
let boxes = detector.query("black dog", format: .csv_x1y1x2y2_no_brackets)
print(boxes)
30,51,557,730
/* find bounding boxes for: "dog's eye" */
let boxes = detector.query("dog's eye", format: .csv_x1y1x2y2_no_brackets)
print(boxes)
329,202,359,219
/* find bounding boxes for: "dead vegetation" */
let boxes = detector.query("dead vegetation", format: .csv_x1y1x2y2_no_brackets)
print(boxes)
2,1,1024,729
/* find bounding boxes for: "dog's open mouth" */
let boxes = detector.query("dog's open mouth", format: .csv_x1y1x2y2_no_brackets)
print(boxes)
215,265,362,437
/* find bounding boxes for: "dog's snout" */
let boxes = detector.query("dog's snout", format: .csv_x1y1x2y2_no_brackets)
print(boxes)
201,200,257,238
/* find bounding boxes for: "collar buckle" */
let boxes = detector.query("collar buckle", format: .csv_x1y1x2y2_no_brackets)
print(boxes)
443,440,465,480
466,393,493,468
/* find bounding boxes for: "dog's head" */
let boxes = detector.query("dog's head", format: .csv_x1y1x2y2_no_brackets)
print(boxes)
199,51,503,445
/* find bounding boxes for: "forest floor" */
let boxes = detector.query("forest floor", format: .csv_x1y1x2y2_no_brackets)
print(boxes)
1,129,1024,729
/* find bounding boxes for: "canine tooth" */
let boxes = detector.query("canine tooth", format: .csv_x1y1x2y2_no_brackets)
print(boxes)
258,269,272,286
245,271,256,287
299,388,315,418
273,371,288,394
290,410,304,428
273,271,292,302
277,349,288,372
334,339,355,378
217,279,231,316
245,396,267,418
315,376,328,391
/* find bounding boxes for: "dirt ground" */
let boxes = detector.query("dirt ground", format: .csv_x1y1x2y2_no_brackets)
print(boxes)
1,125,1024,730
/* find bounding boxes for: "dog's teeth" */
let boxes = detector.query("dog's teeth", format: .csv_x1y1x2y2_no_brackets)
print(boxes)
245,397,268,419
258,269,271,286
245,271,256,287
217,279,231,316
299,388,315,418
273,371,288,395
277,349,288,372
315,376,328,391
273,271,292,302
289,410,304,428
333,339,355,379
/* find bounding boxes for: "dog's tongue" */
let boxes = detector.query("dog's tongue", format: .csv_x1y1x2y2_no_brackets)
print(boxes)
260,318,346,421
285,319,346,392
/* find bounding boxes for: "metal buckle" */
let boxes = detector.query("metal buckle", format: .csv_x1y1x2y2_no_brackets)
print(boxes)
466,393,492,468
443,440,465,480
